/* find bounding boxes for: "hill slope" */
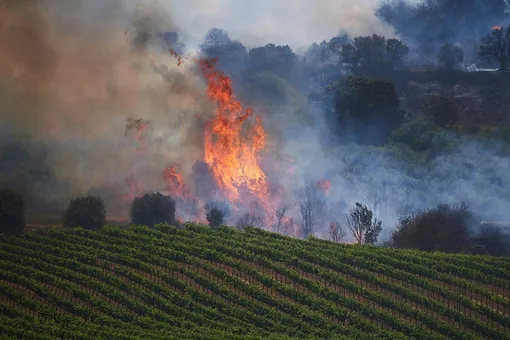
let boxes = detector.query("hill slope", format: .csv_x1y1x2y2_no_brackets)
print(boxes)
0,225,509,339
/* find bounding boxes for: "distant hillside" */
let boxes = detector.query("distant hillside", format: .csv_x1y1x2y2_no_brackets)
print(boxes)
1,225,509,339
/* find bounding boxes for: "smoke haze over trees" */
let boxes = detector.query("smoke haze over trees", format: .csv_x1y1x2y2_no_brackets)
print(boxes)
1,0,510,252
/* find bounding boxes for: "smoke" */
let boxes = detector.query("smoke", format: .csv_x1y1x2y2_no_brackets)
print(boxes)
165,0,395,51
0,0,213,213
1,0,509,249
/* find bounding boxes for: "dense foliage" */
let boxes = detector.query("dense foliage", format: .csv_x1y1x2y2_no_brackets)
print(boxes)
332,76,404,145
0,189,25,236
62,196,106,230
0,225,508,339
131,193,176,227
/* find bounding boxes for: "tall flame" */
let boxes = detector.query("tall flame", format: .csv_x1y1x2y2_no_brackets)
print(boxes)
199,59,269,204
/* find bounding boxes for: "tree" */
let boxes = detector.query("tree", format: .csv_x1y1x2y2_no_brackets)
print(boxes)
199,28,247,75
332,76,404,145
391,202,473,253
235,212,264,230
63,196,106,230
345,202,382,245
0,189,25,236
272,206,287,233
377,0,508,60
131,193,176,227
479,25,510,71
294,184,325,238
247,44,299,83
423,95,458,127
437,43,465,70
204,200,230,228
471,223,510,257
206,208,224,228
340,34,408,76
329,221,346,242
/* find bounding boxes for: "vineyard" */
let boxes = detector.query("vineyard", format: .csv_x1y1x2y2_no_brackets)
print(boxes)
0,224,509,339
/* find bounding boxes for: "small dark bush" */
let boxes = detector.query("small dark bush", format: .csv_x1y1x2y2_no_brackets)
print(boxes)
131,193,176,227
392,202,473,253
0,189,25,236
63,196,106,230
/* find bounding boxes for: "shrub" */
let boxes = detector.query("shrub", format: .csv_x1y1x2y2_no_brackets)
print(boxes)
204,200,230,228
423,95,458,127
63,196,106,230
131,193,176,227
206,207,224,227
391,202,473,253
0,189,25,236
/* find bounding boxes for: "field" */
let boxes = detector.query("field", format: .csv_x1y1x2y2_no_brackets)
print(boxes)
0,224,509,339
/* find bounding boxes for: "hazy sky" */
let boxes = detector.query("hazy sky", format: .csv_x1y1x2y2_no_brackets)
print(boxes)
164,0,396,51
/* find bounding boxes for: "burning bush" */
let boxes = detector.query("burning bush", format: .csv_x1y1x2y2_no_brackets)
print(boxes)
131,193,176,227
63,196,106,230
0,189,25,236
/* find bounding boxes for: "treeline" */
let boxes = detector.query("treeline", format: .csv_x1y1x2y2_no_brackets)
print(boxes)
1,189,508,257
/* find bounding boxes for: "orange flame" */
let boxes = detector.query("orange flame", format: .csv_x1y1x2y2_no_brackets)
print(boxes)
316,179,332,195
163,165,190,199
492,25,502,31
199,58,269,205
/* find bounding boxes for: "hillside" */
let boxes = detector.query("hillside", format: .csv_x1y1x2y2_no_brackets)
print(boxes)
1,225,509,340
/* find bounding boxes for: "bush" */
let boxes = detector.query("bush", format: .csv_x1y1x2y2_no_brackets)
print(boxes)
131,193,176,227
0,189,25,236
206,207,224,227
63,196,106,230
423,95,458,127
391,202,473,253
390,118,454,153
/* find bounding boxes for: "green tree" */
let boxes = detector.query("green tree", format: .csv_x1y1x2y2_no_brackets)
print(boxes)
479,25,510,71
340,34,408,76
332,76,404,145
206,208,224,228
131,193,176,227
345,202,382,245
0,189,25,236
63,196,106,230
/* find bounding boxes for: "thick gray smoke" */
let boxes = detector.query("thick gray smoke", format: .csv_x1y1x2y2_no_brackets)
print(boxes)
166,0,395,51
1,0,509,245
0,0,214,214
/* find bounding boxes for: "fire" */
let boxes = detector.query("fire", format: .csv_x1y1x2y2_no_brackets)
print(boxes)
199,58,269,205
492,25,502,31
316,179,332,195
163,165,190,199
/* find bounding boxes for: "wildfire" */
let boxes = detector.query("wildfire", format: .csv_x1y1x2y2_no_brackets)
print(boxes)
163,165,190,199
316,179,332,195
199,58,269,205
492,25,502,31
